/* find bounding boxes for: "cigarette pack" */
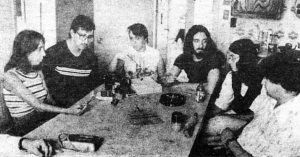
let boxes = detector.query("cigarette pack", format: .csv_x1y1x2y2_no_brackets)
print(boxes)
58,133,104,152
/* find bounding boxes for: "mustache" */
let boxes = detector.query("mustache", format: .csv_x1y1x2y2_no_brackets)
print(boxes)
196,48,205,51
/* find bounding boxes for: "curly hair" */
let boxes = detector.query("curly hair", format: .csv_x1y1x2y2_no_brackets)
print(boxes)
4,30,45,74
183,25,217,54
264,53,300,93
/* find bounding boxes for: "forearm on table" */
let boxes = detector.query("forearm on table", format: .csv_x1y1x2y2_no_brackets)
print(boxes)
169,66,181,78
227,140,253,157
206,68,220,95
224,111,254,122
157,54,165,78
33,101,69,114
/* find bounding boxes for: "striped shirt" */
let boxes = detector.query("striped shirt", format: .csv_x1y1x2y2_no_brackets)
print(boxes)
3,69,47,117
42,40,102,107
55,66,92,77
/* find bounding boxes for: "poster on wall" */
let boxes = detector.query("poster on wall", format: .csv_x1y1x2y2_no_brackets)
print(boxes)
231,0,285,19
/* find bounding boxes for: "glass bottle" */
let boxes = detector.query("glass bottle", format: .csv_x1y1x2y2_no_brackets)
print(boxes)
196,83,205,103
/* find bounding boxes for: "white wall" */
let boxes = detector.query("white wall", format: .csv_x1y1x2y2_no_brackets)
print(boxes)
0,0,56,75
16,0,56,49
56,0,93,42
0,0,16,75
94,0,154,73
204,0,300,53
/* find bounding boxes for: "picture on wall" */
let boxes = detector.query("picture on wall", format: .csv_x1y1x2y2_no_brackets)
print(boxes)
231,0,285,19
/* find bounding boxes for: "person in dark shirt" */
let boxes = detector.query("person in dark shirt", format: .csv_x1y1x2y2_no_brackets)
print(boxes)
42,15,102,107
203,39,263,136
207,39,263,115
188,39,263,157
164,25,225,104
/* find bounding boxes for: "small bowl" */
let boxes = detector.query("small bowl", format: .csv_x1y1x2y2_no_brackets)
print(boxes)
159,93,186,107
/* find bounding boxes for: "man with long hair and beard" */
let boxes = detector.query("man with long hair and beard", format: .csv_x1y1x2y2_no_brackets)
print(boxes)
165,25,225,104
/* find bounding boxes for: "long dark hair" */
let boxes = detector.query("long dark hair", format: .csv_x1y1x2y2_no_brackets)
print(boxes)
5,30,45,74
229,39,261,85
183,25,217,54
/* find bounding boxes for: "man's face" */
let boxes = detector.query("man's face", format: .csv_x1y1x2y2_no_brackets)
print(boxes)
71,28,94,50
263,78,280,99
192,32,208,58
129,31,146,52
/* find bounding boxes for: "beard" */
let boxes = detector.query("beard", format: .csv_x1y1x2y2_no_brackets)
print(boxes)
193,49,209,59
31,63,43,71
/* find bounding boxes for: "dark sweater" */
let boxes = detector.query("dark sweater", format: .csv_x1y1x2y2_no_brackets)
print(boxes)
42,41,102,107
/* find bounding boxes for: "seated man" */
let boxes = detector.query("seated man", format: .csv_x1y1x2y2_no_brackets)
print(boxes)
165,25,225,104
190,54,300,156
42,15,103,107
109,23,164,81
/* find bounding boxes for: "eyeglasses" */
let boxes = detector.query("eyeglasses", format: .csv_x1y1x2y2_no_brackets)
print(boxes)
76,32,94,41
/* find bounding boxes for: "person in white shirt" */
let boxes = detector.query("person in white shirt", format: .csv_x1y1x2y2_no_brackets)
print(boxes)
109,23,164,81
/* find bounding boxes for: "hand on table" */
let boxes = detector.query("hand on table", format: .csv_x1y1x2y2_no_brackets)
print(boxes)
220,128,235,146
21,138,53,157
205,135,224,150
161,73,176,86
65,103,88,116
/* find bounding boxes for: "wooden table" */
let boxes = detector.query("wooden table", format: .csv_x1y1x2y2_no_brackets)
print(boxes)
25,83,208,157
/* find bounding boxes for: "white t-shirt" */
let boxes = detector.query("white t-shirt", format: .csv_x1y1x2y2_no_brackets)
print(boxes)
114,45,161,80
214,72,248,112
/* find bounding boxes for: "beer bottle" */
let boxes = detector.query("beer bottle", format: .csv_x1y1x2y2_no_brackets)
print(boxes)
196,83,205,102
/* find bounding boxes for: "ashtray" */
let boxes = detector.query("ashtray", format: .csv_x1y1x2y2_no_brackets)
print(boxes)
159,93,186,107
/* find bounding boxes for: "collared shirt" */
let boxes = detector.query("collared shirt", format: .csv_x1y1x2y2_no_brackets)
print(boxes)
238,92,300,157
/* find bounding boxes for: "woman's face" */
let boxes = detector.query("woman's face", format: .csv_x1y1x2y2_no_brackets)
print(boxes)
226,50,240,65
27,41,46,66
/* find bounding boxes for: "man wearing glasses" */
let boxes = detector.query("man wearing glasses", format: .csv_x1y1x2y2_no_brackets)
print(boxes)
42,15,102,107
